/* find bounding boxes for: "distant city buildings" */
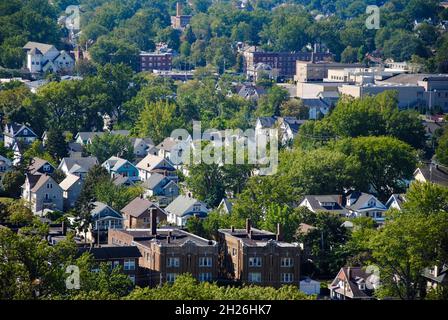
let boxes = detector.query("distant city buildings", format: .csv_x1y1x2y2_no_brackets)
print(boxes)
243,46,334,80
139,51,173,72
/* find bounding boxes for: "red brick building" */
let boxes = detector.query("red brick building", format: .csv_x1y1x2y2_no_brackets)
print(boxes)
139,52,172,72
218,219,301,288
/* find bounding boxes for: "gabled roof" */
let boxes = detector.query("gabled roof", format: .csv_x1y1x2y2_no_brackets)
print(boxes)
301,195,348,215
257,116,277,128
59,156,98,173
59,173,81,191
4,122,37,138
28,157,54,175
23,42,56,55
156,137,179,152
121,197,164,218
329,267,374,299
112,174,135,187
102,156,136,172
136,154,174,172
218,198,233,214
26,174,60,193
415,164,448,187
131,137,155,150
385,194,407,210
91,202,122,220
165,195,208,217
141,173,167,190
346,192,386,211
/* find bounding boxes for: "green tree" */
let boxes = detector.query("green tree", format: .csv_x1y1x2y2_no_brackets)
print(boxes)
334,136,417,200
87,133,134,164
186,163,225,208
436,129,448,166
133,101,180,145
1,170,25,198
45,127,68,162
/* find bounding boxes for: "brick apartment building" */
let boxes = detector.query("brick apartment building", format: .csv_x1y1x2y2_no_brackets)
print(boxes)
139,51,172,72
78,246,150,287
108,211,219,286
218,219,301,288
243,48,334,79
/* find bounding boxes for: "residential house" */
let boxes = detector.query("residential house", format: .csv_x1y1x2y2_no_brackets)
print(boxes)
67,142,83,158
22,174,64,214
82,201,123,243
165,195,210,227
422,265,448,293
218,219,301,288
141,173,180,206
278,117,306,145
74,130,130,146
58,156,98,178
23,41,75,74
131,137,157,158
255,116,277,137
121,197,167,229
298,195,349,216
136,154,177,182
77,246,147,286
112,174,136,187
328,267,377,300
156,137,180,160
0,155,12,185
386,194,407,211
414,163,448,187
108,226,219,286
237,84,267,102
217,198,234,214
59,173,83,210
3,122,37,148
27,157,55,175
345,192,387,223
102,156,139,182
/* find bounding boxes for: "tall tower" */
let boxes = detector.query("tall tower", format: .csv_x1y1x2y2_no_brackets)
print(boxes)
176,2,182,16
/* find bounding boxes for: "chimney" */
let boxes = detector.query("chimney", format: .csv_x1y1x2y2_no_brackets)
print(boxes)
276,223,282,242
338,195,343,206
347,267,351,280
249,230,254,239
167,231,172,244
61,221,67,236
150,210,157,236
176,2,182,16
246,219,251,235
231,226,235,233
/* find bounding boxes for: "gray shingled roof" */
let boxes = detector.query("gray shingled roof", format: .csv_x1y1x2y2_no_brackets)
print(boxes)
165,195,208,217
141,173,166,190
121,197,161,218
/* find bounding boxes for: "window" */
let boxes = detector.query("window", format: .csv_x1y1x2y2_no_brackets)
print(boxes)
232,248,237,256
167,257,180,268
129,275,136,284
248,272,262,283
43,164,51,171
113,260,120,269
281,273,294,283
249,257,262,267
199,257,212,267
280,257,293,267
199,272,212,282
166,273,177,283
47,183,53,189
124,259,135,271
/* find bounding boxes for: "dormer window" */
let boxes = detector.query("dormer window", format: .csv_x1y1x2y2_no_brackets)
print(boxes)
23,129,28,135
43,164,51,172
358,282,365,290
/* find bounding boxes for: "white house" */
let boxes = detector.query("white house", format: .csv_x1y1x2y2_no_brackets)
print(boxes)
3,122,37,149
165,195,209,227
345,192,387,223
23,42,75,74
22,174,64,214
136,154,177,182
